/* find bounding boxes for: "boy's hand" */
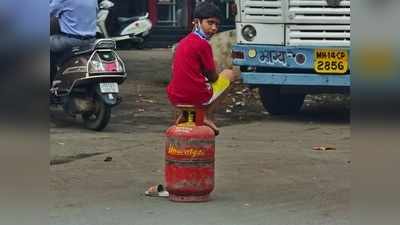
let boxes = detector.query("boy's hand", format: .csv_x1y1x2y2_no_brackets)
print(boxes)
232,66,241,80
205,70,218,83
220,68,240,82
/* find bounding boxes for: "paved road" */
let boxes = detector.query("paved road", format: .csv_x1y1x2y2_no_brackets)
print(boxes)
50,49,350,225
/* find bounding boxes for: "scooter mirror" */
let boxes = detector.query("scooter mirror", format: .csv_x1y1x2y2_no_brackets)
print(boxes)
99,0,114,9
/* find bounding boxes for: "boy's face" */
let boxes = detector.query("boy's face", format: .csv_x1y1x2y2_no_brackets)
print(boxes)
199,17,220,38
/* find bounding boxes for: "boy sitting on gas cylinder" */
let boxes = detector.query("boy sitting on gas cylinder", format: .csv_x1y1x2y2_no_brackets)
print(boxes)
167,1,238,135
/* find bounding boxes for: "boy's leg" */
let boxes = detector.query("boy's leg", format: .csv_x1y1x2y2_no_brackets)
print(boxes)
203,69,238,133
207,69,237,113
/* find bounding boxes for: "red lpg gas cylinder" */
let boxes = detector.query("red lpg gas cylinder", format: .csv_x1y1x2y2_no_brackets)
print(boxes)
165,106,215,202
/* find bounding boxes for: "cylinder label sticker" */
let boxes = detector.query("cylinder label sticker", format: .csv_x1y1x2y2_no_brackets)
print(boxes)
167,144,206,158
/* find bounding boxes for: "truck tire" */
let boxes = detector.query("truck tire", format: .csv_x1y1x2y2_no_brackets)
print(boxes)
259,86,305,115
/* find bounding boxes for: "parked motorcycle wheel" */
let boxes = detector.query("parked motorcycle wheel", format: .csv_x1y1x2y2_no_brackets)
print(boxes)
82,95,111,131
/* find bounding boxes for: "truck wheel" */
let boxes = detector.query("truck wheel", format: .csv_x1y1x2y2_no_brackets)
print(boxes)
259,86,305,115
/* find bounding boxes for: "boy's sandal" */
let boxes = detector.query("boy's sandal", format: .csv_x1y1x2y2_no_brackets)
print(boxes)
203,120,220,136
144,184,169,197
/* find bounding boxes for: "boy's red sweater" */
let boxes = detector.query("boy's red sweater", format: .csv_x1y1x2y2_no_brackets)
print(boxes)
167,33,215,106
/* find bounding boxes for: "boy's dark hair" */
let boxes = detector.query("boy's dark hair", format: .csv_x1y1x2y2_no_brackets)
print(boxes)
194,1,221,21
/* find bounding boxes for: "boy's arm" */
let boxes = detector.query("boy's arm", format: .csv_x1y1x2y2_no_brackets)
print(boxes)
204,70,218,83
199,43,219,82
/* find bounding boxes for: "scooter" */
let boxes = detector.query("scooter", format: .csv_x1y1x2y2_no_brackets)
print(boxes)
97,0,152,48
50,39,127,131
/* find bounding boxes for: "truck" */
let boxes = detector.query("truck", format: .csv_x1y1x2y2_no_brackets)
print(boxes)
232,0,350,115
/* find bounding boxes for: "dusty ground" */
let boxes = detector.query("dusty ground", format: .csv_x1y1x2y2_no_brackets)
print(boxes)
50,49,350,225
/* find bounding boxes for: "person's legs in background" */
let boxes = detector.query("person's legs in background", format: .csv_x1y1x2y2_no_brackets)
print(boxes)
49,35,94,86
50,35,71,86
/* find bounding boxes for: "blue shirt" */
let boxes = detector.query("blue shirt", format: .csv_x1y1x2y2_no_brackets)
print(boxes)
50,0,97,37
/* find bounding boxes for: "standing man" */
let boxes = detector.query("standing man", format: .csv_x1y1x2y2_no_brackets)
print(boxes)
50,0,98,83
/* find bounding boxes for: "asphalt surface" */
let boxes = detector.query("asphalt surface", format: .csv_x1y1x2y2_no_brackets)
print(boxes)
50,49,350,225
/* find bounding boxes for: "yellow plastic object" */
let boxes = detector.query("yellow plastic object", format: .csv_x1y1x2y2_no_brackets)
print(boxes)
211,75,230,95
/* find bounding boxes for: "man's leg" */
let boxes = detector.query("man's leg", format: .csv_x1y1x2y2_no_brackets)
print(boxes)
50,35,70,86
50,52,57,86
50,35,91,85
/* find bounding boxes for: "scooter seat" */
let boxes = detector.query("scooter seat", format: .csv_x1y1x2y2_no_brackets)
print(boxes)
117,16,140,24
72,45,94,56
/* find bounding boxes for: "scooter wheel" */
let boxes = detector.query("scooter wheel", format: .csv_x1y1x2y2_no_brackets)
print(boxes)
82,95,111,131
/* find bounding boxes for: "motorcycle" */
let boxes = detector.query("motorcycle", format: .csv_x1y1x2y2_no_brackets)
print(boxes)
97,0,152,48
50,39,127,131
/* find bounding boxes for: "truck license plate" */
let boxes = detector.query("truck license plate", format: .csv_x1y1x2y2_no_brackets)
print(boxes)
314,49,349,74
99,82,119,93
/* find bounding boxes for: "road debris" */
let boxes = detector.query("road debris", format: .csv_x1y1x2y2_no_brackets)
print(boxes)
235,101,245,107
104,156,113,162
312,146,336,151
141,99,155,104
235,91,243,95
